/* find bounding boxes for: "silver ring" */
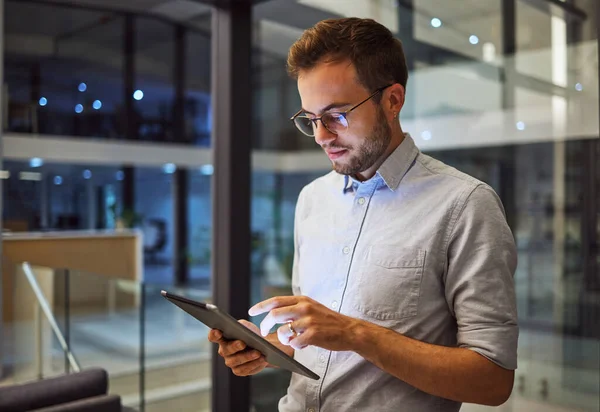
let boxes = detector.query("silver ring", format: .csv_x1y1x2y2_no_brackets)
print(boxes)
287,320,298,337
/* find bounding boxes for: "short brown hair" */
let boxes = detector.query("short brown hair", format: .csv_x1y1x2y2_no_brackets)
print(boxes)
287,18,408,93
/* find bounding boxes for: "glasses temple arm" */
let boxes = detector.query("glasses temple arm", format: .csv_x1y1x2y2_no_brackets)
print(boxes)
290,109,303,120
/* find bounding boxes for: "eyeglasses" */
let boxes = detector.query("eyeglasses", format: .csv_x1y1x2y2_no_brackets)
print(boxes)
290,84,393,137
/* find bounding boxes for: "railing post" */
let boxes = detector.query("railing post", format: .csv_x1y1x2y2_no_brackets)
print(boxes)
139,282,146,412
108,279,117,317
22,263,81,374
64,269,70,374
34,302,43,380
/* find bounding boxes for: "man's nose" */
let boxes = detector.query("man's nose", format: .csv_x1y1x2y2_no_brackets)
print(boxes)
314,122,336,147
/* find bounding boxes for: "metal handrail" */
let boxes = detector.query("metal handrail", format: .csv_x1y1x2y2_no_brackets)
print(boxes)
21,262,81,373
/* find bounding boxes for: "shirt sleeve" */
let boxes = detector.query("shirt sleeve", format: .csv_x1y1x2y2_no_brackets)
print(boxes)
444,184,519,370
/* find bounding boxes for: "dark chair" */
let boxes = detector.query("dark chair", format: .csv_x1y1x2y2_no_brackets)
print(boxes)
0,368,136,412
142,218,167,264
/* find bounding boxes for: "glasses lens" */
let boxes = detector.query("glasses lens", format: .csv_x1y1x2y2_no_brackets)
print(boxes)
322,113,348,134
293,116,315,136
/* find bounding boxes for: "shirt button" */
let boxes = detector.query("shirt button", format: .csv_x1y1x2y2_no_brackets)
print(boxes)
343,247,350,254
319,354,326,363
331,300,338,309
358,197,366,205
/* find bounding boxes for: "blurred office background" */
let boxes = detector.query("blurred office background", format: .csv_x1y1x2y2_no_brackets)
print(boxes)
0,0,598,411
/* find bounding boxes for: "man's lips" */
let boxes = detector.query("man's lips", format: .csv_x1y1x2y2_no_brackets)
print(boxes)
325,149,348,160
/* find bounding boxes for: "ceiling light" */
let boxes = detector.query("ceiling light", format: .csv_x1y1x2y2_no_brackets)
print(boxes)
30,158,44,168
200,164,213,175
162,163,177,174
431,18,442,28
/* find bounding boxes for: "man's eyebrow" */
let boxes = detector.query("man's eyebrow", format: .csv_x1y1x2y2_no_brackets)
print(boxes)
301,102,351,115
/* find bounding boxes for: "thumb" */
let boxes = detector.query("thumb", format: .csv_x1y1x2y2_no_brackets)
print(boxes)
239,319,260,334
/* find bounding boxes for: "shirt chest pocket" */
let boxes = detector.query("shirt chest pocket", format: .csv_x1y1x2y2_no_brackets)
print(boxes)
352,246,425,321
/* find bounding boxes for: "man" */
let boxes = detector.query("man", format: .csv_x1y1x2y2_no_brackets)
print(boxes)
209,17,518,412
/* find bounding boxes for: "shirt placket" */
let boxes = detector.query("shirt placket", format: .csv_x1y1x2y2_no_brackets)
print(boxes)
304,178,379,412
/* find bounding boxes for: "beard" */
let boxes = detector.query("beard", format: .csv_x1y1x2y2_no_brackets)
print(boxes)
330,107,392,176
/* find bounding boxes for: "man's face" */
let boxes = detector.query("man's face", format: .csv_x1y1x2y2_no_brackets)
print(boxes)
297,60,392,177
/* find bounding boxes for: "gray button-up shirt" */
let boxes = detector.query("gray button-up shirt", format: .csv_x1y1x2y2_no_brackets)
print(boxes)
278,134,518,412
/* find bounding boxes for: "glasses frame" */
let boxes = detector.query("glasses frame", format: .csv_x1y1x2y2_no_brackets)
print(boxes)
289,84,394,137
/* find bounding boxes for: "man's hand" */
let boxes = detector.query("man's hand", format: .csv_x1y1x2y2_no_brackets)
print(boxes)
208,320,268,376
248,296,362,351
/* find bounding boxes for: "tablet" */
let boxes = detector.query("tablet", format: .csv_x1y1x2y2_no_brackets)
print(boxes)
161,290,320,380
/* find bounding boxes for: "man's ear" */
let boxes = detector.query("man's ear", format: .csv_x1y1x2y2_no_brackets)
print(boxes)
387,84,405,120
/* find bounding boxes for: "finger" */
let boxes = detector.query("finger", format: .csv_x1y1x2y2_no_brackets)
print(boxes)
243,357,268,375
288,329,312,351
277,323,295,346
238,319,253,328
259,306,299,337
239,319,260,335
248,296,299,316
277,317,308,346
220,339,247,357
232,356,267,376
225,349,262,369
208,329,223,342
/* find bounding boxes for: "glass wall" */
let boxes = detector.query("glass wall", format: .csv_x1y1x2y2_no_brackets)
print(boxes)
3,0,212,146
3,0,213,283
4,1,124,137
186,30,212,147
188,167,212,287
2,2,214,410
2,0,214,404
135,18,175,142
2,160,125,232
250,0,599,411
134,166,174,283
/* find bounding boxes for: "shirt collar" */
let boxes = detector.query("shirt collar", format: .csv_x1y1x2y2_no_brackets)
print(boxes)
343,175,353,193
342,133,419,193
